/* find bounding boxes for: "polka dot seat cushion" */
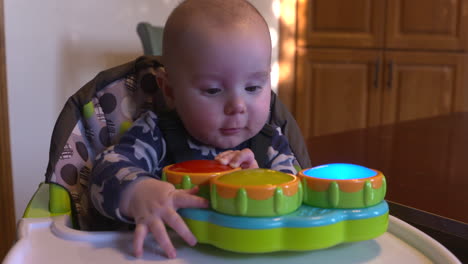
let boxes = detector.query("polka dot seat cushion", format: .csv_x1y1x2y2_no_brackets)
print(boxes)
45,56,163,230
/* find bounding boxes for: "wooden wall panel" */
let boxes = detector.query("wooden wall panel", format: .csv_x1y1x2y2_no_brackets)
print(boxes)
0,0,17,259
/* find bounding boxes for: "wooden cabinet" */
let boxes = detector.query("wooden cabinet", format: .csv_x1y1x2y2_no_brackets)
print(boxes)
386,0,468,51
299,0,468,50
381,51,466,124
298,0,386,48
296,49,382,136
295,0,468,138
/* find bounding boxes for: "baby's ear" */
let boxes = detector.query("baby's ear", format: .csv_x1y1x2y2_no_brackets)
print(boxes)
158,71,175,108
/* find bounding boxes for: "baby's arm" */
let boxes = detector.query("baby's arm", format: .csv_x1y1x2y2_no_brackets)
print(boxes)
90,111,208,259
265,127,298,174
215,148,259,169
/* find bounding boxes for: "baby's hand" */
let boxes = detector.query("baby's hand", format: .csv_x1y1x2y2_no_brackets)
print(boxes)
120,177,209,259
215,148,259,169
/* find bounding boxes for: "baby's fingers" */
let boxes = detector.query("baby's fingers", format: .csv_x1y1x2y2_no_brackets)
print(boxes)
148,219,176,259
133,223,148,258
163,209,197,246
174,189,209,209
228,149,258,169
215,150,234,165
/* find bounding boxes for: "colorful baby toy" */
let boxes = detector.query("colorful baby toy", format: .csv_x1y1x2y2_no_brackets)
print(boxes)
165,161,389,253
298,163,386,208
210,169,302,216
162,160,240,199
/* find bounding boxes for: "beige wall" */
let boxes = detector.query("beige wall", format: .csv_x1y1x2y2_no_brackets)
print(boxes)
5,0,279,221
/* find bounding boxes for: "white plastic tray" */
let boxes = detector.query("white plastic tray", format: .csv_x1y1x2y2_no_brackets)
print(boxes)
3,215,460,264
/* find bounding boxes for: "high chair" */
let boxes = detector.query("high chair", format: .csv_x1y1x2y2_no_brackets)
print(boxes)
3,23,461,264
137,22,164,56
17,21,311,231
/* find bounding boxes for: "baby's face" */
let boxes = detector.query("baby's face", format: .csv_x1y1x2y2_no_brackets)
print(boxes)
165,23,271,149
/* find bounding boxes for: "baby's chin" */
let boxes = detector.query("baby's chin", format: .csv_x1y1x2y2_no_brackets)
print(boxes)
193,130,258,150
205,136,247,150
211,140,242,150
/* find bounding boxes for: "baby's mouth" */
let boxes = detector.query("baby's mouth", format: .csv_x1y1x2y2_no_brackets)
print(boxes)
220,127,242,135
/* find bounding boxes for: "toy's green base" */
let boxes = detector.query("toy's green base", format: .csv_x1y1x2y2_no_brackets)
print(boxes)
210,183,303,217
302,177,387,209
186,214,388,253
180,202,389,253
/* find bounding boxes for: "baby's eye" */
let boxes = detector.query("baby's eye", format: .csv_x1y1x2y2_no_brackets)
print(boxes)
245,86,262,92
204,88,222,95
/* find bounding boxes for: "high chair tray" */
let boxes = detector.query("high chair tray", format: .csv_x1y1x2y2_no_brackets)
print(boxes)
4,214,460,263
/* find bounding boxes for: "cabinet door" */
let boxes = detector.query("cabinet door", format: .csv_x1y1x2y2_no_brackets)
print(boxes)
298,0,385,48
386,0,468,51
381,51,466,124
295,49,382,138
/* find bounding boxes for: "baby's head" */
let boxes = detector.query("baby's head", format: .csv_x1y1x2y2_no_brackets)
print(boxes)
161,0,272,149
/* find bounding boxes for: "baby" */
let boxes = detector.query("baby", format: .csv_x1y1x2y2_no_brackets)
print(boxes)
90,0,298,259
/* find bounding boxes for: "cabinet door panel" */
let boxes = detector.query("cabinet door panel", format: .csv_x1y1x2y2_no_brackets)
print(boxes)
382,52,464,124
296,49,382,138
386,0,468,50
298,0,385,48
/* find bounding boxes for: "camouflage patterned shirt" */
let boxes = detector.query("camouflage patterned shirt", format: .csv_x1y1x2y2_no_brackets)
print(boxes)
90,111,298,223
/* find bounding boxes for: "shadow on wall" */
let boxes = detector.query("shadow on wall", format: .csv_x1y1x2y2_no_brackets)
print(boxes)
56,36,143,113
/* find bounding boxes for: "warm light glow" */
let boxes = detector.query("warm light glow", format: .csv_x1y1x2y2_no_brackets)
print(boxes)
278,63,291,83
278,39,295,83
272,0,281,19
271,61,279,93
278,0,297,88
269,26,278,49
280,0,297,27
284,39,295,56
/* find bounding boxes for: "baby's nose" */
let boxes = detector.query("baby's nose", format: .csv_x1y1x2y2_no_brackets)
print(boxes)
224,97,246,115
